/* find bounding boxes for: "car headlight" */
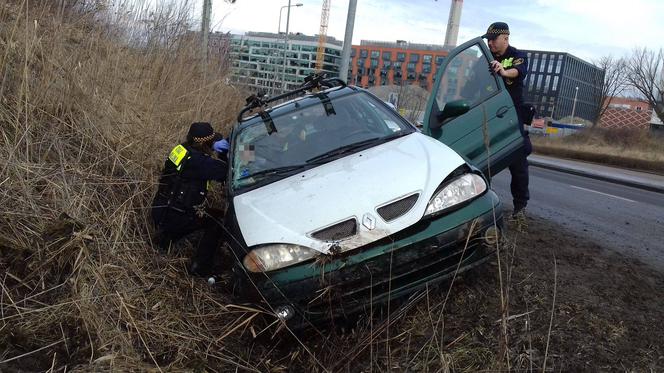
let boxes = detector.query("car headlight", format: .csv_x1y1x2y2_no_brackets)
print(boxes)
425,173,487,216
243,244,317,273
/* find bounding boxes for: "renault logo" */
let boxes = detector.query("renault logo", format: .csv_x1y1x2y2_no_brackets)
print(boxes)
362,213,376,230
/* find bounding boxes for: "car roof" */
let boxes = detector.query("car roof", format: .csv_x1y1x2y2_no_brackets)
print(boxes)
234,85,363,132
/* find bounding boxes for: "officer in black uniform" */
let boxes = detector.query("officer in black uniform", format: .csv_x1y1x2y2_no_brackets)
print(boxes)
483,22,532,222
151,122,229,276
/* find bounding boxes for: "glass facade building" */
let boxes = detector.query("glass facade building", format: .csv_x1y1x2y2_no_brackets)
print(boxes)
229,32,343,94
522,50,604,122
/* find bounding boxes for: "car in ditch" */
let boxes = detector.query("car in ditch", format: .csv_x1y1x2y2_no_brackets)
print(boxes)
222,37,525,329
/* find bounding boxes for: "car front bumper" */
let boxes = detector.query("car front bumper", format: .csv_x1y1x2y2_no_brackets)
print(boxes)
233,190,503,329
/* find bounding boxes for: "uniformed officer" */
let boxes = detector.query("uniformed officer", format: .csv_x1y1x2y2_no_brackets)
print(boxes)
483,22,532,224
151,122,229,276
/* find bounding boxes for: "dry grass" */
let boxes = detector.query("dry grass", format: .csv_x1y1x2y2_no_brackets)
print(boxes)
532,127,664,174
0,0,252,370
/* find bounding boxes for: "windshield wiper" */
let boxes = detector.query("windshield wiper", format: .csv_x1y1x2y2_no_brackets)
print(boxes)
306,137,382,163
383,131,412,140
306,132,412,163
238,164,310,181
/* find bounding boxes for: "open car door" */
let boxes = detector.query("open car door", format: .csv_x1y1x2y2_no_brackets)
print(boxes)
423,37,523,179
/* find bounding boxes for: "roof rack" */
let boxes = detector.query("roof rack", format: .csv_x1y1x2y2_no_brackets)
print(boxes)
236,74,347,123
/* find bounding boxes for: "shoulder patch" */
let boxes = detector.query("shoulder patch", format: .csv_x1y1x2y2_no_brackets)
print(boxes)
168,145,188,167
513,58,525,66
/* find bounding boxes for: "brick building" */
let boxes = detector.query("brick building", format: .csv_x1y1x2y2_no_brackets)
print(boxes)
348,40,449,91
598,97,652,130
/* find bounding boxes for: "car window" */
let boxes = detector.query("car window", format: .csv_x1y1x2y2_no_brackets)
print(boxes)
232,92,414,189
435,44,498,110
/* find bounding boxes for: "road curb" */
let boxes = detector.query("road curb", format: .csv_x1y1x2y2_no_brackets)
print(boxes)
529,159,664,194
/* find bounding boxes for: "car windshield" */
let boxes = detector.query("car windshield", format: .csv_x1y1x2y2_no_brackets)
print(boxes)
231,91,414,190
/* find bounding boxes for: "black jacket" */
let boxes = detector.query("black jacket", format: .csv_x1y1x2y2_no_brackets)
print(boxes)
492,45,528,109
151,143,227,225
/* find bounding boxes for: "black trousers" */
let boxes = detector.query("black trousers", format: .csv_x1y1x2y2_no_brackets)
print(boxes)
152,207,225,276
509,133,532,211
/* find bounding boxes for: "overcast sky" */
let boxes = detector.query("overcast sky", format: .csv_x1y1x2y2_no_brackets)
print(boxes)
209,0,664,63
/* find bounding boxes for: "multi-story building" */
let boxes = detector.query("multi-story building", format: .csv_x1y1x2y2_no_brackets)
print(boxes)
229,32,343,93
348,40,449,91
522,50,604,122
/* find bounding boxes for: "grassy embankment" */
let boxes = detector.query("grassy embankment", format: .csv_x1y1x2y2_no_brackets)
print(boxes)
532,127,664,174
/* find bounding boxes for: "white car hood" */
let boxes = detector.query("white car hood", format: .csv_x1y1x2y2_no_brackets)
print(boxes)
233,132,466,254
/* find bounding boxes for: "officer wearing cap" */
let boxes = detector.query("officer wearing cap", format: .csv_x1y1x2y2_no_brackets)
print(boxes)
483,22,532,224
151,122,230,277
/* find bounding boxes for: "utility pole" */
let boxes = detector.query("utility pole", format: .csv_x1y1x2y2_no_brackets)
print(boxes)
339,0,357,83
443,0,463,48
201,0,212,64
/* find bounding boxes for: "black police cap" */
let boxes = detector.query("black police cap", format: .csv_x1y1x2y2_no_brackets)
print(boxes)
188,122,221,143
482,22,510,40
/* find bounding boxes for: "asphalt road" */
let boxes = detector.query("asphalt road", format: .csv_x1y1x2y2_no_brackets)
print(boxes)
491,166,664,271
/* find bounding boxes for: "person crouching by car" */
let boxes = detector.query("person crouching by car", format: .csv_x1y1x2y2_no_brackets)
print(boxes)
151,122,230,277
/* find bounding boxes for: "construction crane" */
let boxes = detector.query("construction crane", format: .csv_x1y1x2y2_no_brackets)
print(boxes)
315,0,331,72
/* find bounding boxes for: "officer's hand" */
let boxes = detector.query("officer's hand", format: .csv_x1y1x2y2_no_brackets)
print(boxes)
213,139,230,153
490,60,504,76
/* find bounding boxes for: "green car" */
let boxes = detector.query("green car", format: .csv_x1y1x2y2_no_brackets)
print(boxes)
224,37,524,328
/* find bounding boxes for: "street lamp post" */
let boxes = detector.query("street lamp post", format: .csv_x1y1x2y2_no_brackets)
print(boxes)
267,52,280,96
279,2,303,93
570,86,579,124
278,3,302,34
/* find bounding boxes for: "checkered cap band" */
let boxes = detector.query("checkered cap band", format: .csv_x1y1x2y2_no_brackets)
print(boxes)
488,28,509,35
193,133,215,143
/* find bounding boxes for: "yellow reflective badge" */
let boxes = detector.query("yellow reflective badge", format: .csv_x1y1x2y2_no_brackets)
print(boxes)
501,57,514,69
168,145,188,167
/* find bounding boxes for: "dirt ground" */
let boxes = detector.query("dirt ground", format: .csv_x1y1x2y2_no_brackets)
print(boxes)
238,216,664,372
2,216,663,372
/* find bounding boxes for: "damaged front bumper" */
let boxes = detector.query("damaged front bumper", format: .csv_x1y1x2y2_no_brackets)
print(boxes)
233,191,503,329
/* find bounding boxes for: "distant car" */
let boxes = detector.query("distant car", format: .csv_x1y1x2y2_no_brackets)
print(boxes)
224,37,524,328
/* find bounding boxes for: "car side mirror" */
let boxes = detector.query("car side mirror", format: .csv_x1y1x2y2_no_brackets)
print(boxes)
431,100,470,129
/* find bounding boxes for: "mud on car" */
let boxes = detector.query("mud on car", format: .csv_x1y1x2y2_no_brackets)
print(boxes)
222,38,524,329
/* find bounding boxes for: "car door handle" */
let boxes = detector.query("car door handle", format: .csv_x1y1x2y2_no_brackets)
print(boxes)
496,106,509,118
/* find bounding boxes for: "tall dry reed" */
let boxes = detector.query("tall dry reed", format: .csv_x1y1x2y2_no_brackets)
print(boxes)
0,1,255,370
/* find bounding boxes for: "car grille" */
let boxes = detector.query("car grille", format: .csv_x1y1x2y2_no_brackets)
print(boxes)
377,193,420,222
311,218,357,241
